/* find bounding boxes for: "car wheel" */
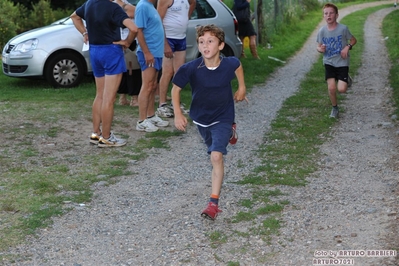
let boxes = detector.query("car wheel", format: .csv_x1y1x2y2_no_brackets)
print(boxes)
45,52,85,88
221,46,234,57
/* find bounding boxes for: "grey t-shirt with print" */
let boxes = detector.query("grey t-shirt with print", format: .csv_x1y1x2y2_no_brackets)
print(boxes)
316,23,353,67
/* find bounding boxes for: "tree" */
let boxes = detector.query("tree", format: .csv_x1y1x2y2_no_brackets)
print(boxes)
10,0,85,10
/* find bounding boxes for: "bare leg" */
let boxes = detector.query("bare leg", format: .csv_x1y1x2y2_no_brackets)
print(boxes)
327,78,338,106
100,73,122,139
249,35,260,59
159,51,186,105
210,151,224,196
337,80,348,94
239,36,246,58
92,76,105,135
138,68,158,121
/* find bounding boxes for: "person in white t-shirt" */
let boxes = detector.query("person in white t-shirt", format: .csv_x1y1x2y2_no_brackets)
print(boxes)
156,0,196,118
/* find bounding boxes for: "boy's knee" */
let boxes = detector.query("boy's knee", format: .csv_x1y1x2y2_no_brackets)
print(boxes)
210,152,223,163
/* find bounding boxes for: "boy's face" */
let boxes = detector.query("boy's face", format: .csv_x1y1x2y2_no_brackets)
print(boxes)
198,32,225,58
323,7,338,24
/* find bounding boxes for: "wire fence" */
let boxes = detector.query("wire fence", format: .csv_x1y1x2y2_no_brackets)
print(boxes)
253,0,321,44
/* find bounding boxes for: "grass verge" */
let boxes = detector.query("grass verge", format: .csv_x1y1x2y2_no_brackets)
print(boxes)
224,4,396,265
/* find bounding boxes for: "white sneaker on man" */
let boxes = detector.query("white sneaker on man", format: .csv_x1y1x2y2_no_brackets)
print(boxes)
156,105,174,118
147,115,169,127
136,119,159,132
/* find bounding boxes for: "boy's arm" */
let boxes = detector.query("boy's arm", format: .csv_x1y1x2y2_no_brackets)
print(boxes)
234,64,248,103
171,84,188,131
341,35,357,59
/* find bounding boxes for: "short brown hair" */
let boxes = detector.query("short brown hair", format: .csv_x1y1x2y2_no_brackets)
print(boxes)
323,3,338,14
196,24,225,44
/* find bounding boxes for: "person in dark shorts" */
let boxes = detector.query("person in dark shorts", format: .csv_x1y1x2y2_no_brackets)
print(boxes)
171,25,247,220
316,2,357,119
233,0,260,59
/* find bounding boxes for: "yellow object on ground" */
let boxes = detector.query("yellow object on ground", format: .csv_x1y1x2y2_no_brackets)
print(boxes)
243,37,249,48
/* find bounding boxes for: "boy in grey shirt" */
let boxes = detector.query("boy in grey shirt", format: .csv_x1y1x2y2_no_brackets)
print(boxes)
316,2,357,118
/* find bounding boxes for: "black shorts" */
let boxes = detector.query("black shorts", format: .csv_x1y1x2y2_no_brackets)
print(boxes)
324,64,349,83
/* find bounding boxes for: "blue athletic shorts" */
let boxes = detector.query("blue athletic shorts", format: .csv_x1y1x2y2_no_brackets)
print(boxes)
324,64,349,83
90,44,126,77
197,122,232,155
166,38,187,52
137,51,162,71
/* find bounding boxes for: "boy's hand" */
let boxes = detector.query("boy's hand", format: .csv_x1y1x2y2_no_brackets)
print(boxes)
234,89,248,103
340,46,350,59
174,114,188,131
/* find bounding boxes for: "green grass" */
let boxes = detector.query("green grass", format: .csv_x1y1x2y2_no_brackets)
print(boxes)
0,73,174,251
1,1,398,263
226,4,396,261
382,8,399,117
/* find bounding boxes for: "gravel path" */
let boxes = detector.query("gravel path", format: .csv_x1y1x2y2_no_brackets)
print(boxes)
4,2,398,265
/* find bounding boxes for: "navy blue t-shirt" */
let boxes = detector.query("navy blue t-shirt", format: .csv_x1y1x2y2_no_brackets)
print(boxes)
172,56,240,125
76,0,129,45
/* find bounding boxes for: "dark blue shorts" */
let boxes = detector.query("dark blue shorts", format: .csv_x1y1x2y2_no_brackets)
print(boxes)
90,44,126,77
166,38,187,52
197,122,232,155
325,64,349,83
137,51,162,71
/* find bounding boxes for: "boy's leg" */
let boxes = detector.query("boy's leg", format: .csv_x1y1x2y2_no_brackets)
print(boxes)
200,123,231,220
210,151,224,196
327,78,338,106
337,80,348,94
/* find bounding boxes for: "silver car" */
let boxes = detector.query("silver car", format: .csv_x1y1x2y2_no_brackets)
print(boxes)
2,0,242,88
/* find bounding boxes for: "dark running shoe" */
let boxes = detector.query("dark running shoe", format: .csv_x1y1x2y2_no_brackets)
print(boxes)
201,202,222,220
229,123,238,145
348,75,353,88
329,107,339,119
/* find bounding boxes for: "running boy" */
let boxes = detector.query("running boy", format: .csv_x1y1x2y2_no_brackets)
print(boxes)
316,2,357,118
171,24,247,220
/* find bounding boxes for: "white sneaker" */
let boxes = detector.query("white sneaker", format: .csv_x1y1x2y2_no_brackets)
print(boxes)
98,132,127,147
147,115,169,127
180,103,190,114
156,105,174,118
136,119,159,132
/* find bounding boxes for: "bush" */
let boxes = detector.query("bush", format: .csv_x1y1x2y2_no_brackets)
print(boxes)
28,0,55,29
0,0,21,50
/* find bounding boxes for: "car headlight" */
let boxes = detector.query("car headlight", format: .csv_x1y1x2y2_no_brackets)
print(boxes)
13,39,39,53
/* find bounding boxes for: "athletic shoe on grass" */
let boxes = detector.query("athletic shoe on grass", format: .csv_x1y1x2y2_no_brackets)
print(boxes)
90,132,101,144
98,132,127,148
136,119,159,132
148,115,169,127
329,107,339,119
156,105,174,118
